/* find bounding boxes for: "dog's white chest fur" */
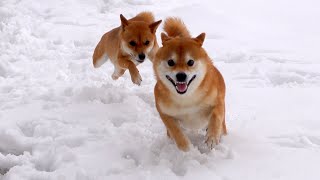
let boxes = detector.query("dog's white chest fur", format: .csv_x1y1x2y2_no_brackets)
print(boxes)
159,101,211,130
177,108,210,130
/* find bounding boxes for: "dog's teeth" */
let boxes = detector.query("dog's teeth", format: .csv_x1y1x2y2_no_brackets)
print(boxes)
176,82,186,84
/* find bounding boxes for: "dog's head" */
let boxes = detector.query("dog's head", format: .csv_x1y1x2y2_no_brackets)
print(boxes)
120,14,161,64
154,33,209,95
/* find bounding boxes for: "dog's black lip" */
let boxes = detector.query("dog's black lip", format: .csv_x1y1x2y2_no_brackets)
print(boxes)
136,59,144,63
165,75,197,95
166,75,175,86
187,75,196,86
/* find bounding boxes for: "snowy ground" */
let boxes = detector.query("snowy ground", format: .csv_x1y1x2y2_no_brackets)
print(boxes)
1,0,320,179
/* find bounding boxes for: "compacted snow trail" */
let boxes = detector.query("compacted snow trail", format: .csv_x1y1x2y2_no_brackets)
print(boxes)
1,0,320,179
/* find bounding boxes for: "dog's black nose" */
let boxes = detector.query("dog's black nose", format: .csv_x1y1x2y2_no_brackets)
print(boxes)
176,72,187,82
138,53,145,61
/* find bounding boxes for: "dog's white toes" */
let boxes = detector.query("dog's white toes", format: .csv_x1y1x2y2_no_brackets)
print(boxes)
112,74,119,80
132,74,142,86
205,136,220,150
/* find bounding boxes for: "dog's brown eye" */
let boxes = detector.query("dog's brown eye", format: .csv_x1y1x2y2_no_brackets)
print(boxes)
144,40,150,45
129,41,136,46
187,59,194,66
168,59,175,66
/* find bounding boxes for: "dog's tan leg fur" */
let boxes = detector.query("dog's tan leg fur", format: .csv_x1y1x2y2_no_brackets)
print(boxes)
118,56,142,85
223,111,227,135
159,112,190,151
206,101,225,149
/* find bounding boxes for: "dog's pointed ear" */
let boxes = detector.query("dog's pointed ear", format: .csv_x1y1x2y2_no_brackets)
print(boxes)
193,33,206,46
161,32,171,45
120,14,129,31
149,20,162,34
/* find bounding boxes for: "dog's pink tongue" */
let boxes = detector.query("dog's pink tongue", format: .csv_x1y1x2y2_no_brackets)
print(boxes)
176,83,187,92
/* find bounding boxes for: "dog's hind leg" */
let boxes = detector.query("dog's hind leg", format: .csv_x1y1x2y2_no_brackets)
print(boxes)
94,53,109,68
93,41,109,68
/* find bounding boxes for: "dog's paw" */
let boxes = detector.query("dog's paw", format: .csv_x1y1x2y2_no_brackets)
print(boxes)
205,127,222,150
205,129,222,150
112,68,125,80
112,73,119,80
131,73,142,86
205,135,220,150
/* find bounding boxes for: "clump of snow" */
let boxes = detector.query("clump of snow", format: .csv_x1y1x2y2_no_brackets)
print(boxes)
0,62,7,77
1,0,320,179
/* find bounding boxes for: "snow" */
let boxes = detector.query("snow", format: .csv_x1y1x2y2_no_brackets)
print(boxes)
1,0,320,179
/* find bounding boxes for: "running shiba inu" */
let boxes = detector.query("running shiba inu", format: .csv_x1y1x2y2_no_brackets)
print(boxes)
153,18,227,151
93,12,162,85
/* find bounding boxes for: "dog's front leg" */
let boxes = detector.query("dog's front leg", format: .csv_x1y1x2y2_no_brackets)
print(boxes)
159,112,190,151
118,56,142,85
206,102,226,149
112,65,126,80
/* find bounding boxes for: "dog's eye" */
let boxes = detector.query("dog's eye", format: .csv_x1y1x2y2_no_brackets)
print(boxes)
144,40,150,45
167,59,175,66
129,41,136,46
187,59,194,66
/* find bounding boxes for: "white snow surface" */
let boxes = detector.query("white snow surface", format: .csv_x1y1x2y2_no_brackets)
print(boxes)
1,0,320,179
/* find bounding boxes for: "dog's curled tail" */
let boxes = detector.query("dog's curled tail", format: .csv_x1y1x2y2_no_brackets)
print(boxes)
133,11,155,24
163,17,191,38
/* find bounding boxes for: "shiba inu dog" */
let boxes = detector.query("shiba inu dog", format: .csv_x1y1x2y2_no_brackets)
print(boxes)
153,18,227,151
93,12,162,85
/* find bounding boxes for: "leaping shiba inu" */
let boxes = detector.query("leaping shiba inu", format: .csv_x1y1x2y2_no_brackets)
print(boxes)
153,18,227,151
93,12,162,85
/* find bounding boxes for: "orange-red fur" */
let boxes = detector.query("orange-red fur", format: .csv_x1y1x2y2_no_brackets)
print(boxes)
93,12,162,85
153,18,227,151
163,17,191,38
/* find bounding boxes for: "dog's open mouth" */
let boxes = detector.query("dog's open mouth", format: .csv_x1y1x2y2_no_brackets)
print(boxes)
166,75,196,94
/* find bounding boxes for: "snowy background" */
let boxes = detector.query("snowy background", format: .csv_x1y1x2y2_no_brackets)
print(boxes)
1,0,320,179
